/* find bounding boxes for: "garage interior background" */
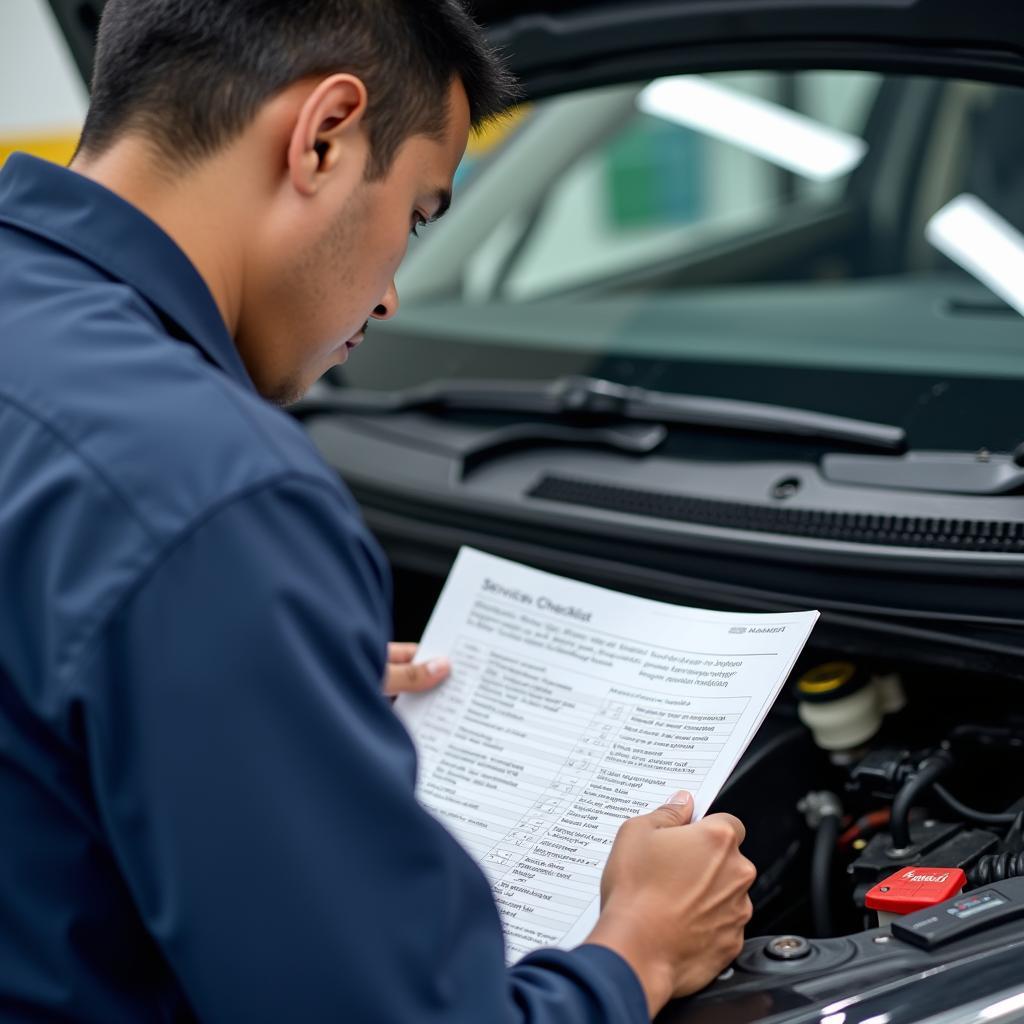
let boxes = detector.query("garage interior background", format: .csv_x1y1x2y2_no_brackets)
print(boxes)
1,0,878,293
0,0,86,167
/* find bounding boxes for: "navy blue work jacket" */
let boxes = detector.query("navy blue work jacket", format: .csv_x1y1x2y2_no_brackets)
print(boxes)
0,154,647,1024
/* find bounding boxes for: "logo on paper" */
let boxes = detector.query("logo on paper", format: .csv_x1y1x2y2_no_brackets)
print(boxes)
729,627,747,635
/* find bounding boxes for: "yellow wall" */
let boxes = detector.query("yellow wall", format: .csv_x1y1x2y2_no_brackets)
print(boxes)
0,130,79,168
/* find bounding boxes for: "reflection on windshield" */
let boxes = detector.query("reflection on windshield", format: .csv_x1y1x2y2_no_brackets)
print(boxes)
391,71,1024,382
927,195,1024,319
637,75,868,182
400,69,884,301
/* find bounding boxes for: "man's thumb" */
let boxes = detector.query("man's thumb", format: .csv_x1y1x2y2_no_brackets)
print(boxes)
648,791,694,828
384,657,451,696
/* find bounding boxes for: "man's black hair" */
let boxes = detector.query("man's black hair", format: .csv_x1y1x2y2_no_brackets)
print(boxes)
78,0,517,178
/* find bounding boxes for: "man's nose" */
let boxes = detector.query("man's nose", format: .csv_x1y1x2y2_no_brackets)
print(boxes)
371,281,400,322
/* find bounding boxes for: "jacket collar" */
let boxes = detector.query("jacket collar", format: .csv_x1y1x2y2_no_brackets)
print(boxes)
0,153,254,390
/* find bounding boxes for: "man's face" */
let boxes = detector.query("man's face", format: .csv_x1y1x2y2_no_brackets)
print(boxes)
238,80,471,405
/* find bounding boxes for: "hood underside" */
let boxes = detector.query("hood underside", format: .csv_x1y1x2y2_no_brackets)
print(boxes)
469,0,1024,96
50,0,1024,99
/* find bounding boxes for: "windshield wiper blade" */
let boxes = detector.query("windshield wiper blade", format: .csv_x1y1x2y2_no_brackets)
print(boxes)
293,375,906,451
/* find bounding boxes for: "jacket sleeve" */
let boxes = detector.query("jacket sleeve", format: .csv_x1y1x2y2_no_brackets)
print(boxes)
75,474,648,1024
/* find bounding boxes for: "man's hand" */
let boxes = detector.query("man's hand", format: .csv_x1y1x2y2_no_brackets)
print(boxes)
383,643,451,697
586,792,756,1018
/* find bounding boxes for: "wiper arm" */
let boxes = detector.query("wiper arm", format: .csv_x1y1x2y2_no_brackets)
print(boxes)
293,375,906,451
823,450,1024,496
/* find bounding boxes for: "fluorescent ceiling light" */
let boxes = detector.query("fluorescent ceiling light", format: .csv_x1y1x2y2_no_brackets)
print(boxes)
637,76,868,182
926,194,1024,319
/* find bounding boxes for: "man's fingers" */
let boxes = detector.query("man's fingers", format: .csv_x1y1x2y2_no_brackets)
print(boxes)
387,643,419,665
384,657,451,696
645,791,694,829
641,801,746,845
701,813,747,846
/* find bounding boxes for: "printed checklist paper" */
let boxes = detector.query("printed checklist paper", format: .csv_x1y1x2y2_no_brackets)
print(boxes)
395,548,819,962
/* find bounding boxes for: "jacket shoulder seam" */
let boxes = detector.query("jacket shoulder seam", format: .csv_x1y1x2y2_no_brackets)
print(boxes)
57,470,348,692
0,389,161,545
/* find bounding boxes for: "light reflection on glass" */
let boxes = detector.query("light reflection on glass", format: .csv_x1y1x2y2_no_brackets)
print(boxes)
637,76,869,182
926,194,1024,319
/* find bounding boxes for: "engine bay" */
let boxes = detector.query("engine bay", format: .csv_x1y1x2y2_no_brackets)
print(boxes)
669,657,1024,1023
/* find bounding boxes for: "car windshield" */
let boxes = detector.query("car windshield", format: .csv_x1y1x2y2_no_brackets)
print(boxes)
339,70,1024,452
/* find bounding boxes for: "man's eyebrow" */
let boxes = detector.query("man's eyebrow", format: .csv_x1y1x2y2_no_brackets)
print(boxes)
430,189,453,222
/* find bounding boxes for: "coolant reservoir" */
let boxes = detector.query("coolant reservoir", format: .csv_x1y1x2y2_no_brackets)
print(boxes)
866,867,967,927
797,662,883,759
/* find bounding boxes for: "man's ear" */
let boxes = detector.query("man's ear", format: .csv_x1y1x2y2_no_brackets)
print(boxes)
287,74,369,197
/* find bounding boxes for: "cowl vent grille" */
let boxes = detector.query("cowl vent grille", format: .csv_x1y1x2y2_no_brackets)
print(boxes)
528,475,1024,553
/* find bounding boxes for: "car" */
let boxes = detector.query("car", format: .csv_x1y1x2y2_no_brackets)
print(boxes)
51,2,1024,1023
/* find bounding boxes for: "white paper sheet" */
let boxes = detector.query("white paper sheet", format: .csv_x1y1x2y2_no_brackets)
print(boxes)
396,548,819,962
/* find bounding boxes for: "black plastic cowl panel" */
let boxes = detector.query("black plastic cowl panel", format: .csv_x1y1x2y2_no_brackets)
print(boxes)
531,475,1024,553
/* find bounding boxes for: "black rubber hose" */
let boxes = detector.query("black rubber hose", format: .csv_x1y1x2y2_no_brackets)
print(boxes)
933,784,1018,827
969,852,1024,887
812,813,841,939
890,752,954,850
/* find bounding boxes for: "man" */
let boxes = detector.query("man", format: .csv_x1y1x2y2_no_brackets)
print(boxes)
0,2,755,1021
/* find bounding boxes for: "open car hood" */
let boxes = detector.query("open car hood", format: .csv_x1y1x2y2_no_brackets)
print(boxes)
49,0,1024,99
471,0,1024,95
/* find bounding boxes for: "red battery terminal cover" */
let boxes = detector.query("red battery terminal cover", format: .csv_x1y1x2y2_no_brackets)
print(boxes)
866,867,967,916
